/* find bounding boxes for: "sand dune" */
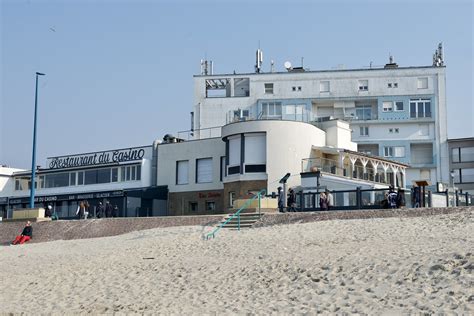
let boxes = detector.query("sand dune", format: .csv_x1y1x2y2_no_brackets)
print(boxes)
1,210,472,314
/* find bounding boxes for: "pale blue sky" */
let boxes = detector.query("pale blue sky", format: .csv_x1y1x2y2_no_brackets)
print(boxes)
1,0,473,169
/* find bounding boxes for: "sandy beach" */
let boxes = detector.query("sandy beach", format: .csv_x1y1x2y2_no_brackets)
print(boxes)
1,210,473,314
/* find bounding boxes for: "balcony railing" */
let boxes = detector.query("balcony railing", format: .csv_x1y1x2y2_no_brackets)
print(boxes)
302,157,399,186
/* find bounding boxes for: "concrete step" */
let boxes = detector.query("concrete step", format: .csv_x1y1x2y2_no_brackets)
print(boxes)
220,212,263,229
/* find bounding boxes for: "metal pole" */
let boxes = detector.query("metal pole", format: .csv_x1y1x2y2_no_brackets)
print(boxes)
30,72,45,208
258,192,261,217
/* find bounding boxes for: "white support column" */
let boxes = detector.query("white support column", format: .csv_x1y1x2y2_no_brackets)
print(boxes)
360,158,369,176
349,155,358,178
391,165,399,187
371,160,380,182
381,162,390,184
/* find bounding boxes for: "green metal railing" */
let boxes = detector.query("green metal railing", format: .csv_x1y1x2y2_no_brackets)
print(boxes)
205,189,266,240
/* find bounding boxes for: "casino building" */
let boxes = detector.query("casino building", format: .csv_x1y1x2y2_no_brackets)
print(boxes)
1,145,167,219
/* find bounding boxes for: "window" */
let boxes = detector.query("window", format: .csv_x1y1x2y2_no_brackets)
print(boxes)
358,80,368,91
388,83,392,88
261,101,282,118
84,170,97,185
228,135,241,174
394,83,398,88
244,133,266,173
395,101,404,111
417,77,428,89
384,146,405,157
452,148,460,163
395,128,399,133
460,147,474,162
359,126,369,136
121,165,141,182
189,202,198,212
389,128,399,134
206,201,216,211
220,156,226,181
229,192,236,207
264,83,273,94
410,99,432,118
292,86,296,91
196,158,213,183
383,101,393,112
78,171,84,185
291,86,302,92
176,160,189,185
111,168,118,182
355,105,372,120
320,81,330,92
298,86,302,91
69,172,76,186
460,168,474,183
452,169,461,183
389,128,393,133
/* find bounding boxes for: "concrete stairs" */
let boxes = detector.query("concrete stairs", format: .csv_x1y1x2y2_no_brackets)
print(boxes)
220,212,263,229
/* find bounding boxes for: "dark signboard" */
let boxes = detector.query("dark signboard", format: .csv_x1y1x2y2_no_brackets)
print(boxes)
0,197,8,205
8,190,124,205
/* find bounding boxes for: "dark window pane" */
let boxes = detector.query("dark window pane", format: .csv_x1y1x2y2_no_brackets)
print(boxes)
425,102,431,117
136,165,141,180
84,170,97,185
418,103,424,117
111,168,118,182
97,168,110,184
78,172,84,185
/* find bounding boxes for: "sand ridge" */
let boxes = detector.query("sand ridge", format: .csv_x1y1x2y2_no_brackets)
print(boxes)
0,211,473,314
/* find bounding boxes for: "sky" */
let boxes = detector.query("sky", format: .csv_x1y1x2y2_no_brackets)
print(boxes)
1,0,473,169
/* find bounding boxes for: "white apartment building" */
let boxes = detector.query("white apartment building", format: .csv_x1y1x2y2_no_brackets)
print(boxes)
192,45,448,188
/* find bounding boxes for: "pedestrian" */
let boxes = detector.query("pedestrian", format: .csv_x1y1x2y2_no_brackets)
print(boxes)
319,192,329,211
97,202,105,219
113,205,119,217
277,187,285,213
387,186,398,209
326,190,334,210
45,205,52,218
76,201,85,219
396,188,406,208
287,188,296,212
84,200,90,219
105,201,113,217
11,221,33,245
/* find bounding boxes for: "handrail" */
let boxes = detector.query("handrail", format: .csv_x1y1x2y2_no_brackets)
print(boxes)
205,189,266,240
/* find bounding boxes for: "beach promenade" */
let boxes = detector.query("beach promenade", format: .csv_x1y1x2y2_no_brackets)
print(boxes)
0,207,472,314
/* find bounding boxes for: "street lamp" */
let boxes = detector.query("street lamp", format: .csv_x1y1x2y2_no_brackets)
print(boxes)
450,170,456,207
29,72,45,208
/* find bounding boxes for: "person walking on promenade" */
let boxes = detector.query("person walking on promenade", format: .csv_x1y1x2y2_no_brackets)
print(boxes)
97,202,105,219
105,201,113,218
396,188,406,208
319,192,329,211
287,188,296,212
387,186,398,209
113,205,119,217
12,221,33,245
277,187,285,213
326,190,334,210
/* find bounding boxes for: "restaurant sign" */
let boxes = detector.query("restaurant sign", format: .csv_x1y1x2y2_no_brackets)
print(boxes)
47,146,151,169
8,190,124,205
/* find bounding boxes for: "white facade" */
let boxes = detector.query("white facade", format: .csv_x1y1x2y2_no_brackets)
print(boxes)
193,63,448,187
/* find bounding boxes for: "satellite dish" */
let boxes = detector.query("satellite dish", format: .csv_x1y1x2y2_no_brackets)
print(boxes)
284,61,292,70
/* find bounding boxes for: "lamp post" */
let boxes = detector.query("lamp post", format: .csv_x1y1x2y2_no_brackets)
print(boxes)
29,72,45,208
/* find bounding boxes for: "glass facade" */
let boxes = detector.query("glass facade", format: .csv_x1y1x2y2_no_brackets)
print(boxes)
14,164,142,191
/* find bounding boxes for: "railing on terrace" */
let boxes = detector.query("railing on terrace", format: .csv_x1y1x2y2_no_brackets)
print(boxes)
204,189,266,240
177,126,222,141
301,157,399,186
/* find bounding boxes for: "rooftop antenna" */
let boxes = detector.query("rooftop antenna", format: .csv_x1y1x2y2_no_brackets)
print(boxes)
301,57,304,68
255,47,263,73
433,42,444,67
389,53,393,64
270,60,275,73
284,61,292,71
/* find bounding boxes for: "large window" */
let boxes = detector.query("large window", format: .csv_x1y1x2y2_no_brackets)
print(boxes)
410,99,431,118
176,160,189,185
14,165,141,191
460,168,474,183
359,126,369,136
196,158,213,183
355,105,372,120
244,133,266,173
384,146,405,158
261,101,282,118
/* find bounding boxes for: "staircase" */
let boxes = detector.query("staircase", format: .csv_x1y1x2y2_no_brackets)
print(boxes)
220,212,263,230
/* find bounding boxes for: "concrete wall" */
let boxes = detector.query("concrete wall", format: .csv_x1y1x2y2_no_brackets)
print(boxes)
223,180,267,213
168,189,225,216
0,167,23,197
157,138,225,193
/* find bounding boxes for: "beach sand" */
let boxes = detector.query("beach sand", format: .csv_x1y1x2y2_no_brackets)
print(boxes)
1,210,472,314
